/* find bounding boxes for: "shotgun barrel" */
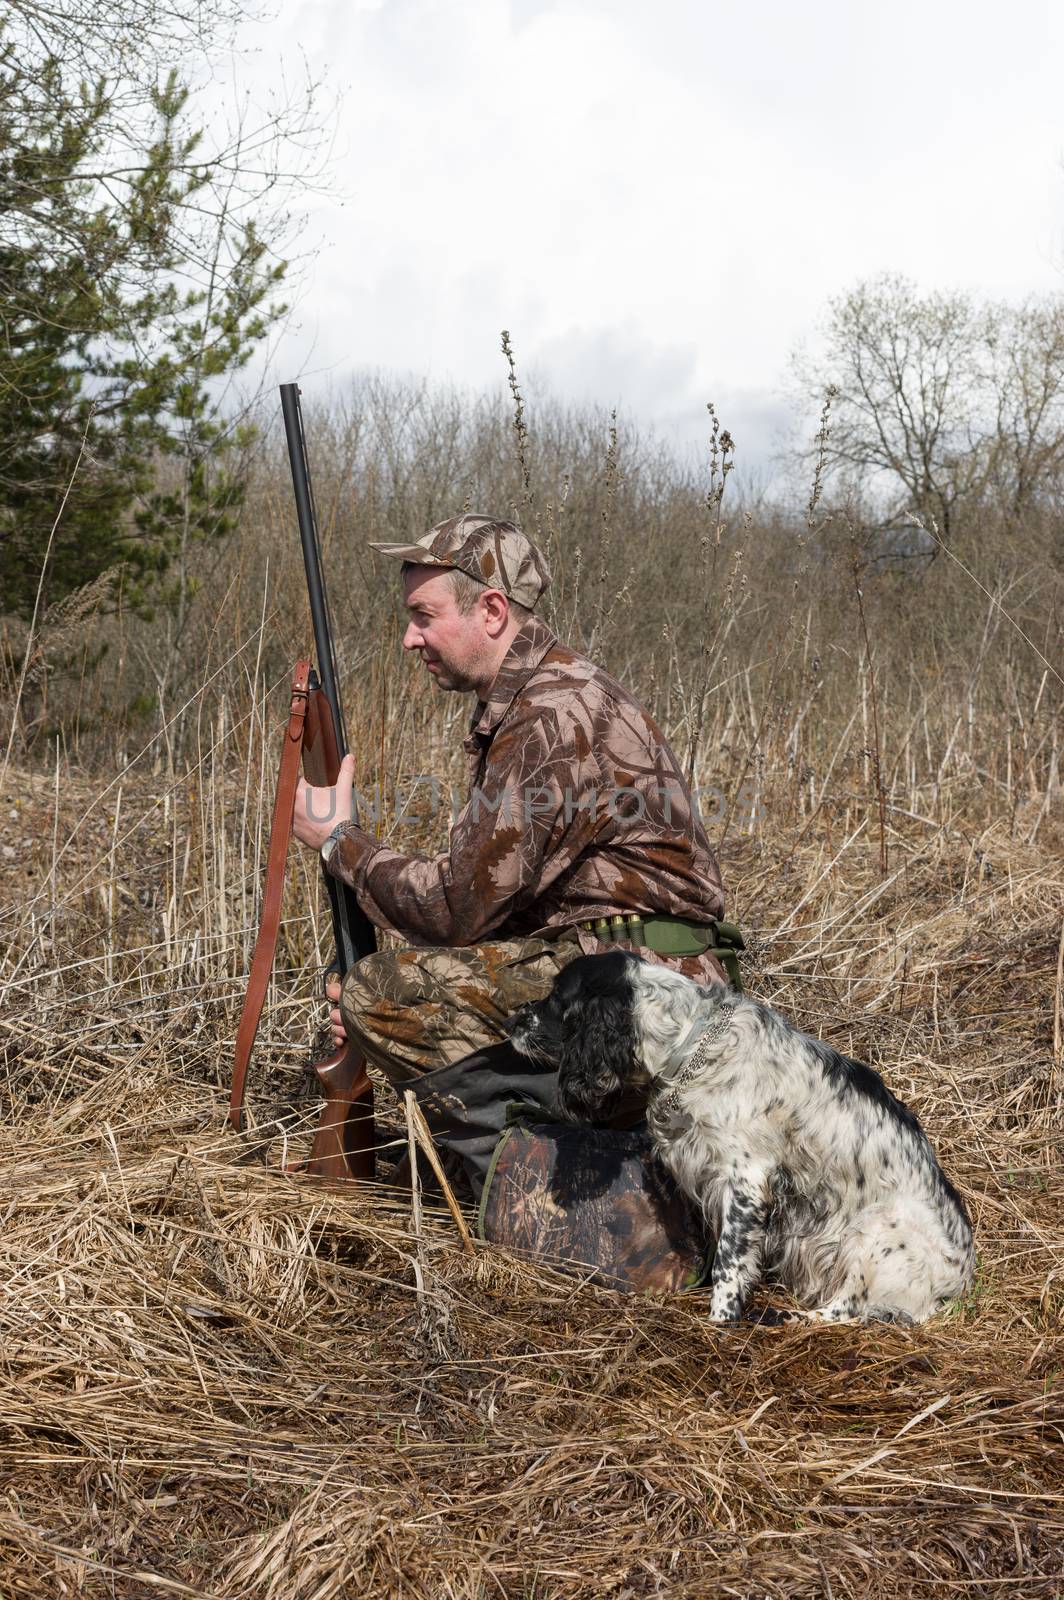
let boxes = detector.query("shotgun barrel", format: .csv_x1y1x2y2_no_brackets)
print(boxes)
279,382,377,975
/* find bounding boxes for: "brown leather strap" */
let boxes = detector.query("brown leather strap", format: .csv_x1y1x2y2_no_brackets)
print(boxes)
229,660,312,1131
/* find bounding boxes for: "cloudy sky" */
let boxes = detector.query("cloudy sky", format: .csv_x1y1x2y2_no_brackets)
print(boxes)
231,0,1064,482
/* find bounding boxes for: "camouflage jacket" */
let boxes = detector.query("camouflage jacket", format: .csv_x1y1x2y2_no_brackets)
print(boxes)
327,614,727,981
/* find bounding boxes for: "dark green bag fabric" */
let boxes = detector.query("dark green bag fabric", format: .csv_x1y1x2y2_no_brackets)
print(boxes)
477,1121,714,1293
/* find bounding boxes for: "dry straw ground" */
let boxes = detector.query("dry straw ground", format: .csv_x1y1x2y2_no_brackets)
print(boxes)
2,741,1061,1597
1,387,1063,1596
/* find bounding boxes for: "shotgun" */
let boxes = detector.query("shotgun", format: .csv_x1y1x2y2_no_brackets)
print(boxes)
229,384,378,1180
281,382,379,1177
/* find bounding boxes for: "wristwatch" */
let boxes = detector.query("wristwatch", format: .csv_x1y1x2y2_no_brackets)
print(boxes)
321,820,353,867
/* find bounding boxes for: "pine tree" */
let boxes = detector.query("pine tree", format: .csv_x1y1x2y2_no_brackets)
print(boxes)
0,3,310,622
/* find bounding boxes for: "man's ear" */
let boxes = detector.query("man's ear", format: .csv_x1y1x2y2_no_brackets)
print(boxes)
480,588,510,638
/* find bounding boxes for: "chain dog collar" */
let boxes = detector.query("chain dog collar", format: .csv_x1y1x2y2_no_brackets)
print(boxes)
651,1002,737,1117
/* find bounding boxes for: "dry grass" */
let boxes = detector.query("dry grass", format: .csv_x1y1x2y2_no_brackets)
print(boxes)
1,698,1061,1597
1,373,1062,1594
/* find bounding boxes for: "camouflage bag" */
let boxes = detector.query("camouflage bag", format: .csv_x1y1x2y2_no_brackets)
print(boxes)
476,1121,714,1293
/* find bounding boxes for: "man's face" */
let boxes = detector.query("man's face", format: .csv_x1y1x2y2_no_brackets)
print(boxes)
401,567,495,693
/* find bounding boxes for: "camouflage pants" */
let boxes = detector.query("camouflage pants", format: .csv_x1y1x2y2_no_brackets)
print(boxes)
339,930,586,1193
339,929,584,1084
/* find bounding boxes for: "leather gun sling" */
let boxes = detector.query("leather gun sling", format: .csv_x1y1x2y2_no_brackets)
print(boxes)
229,660,312,1131
297,676,377,1180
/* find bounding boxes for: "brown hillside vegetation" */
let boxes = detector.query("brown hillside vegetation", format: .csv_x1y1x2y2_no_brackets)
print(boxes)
0,383,1062,1596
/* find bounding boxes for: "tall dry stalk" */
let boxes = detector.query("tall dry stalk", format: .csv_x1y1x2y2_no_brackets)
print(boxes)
0,416,92,792
848,527,888,876
500,328,538,541
685,402,736,784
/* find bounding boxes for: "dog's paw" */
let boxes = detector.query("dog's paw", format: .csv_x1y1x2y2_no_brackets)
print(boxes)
708,1292,746,1323
706,1306,791,1330
743,1304,793,1327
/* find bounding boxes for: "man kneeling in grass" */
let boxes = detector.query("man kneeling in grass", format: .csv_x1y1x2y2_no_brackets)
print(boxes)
292,515,734,1193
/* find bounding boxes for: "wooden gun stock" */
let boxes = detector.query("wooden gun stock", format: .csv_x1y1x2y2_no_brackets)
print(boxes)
300,681,375,1181
302,1036,375,1181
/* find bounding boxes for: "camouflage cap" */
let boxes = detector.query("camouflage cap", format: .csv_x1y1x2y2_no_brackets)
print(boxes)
369,514,550,611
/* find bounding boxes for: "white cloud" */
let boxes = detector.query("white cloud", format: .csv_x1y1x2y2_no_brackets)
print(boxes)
225,0,1064,487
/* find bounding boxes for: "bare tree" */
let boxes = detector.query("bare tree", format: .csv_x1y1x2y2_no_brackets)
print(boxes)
793,275,993,544
982,297,1064,522
794,276,1064,552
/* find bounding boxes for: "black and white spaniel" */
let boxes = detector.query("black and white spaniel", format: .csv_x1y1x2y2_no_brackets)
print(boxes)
507,951,975,1324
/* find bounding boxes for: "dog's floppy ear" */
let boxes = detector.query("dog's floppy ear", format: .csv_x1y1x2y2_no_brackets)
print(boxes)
555,989,638,1125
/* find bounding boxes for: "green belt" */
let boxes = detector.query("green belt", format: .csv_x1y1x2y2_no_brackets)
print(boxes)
579,913,746,990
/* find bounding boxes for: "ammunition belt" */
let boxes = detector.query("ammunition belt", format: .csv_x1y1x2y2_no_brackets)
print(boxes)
578,913,745,990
